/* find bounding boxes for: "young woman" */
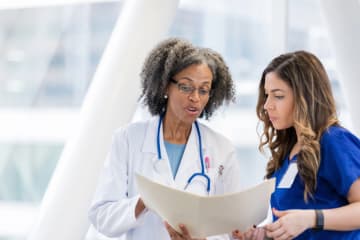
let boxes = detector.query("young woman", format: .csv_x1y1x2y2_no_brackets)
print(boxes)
234,51,360,239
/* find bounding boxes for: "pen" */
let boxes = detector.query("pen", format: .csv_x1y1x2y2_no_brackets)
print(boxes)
205,156,210,172
218,165,224,176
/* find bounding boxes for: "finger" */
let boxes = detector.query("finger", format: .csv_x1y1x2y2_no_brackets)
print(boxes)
267,226,286,239
232,230,244,239
244,228,255,238
253,228,265,240
265,219,282,232
179,224,190,238
164,222,179,237
272,208,287,218
275,231,290,240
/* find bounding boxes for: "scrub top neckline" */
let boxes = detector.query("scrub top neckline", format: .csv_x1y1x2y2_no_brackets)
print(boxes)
288,154,298,163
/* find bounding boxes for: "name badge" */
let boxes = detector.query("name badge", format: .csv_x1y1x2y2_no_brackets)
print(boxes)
278,162,298,188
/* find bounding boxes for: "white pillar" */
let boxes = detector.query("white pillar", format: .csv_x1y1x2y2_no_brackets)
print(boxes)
27,0,179,240
320,0,360,135
271,0,287,56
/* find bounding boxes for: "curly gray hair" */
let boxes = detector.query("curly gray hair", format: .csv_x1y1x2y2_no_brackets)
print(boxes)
140,38,235,119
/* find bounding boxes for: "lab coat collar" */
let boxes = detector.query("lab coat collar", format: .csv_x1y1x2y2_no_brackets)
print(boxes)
141,115,208,192
141,116,160,154
141,115,208,154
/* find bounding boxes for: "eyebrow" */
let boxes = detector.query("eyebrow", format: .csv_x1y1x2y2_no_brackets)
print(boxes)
177,77,193,81
177,77,211,85
265,89,286,93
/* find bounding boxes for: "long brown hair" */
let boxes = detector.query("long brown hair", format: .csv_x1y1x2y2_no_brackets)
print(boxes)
256,51,339,200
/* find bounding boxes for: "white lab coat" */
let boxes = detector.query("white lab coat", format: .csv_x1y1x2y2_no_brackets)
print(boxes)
89,116,241,240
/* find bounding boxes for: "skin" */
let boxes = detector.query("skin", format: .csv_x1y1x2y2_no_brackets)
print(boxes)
165,222,205,240
163,63,212,144
136,64,212,240
233,71,360,240
263,72,300,160
263,72,295,133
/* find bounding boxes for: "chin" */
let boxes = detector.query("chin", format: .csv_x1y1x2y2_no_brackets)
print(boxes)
271,123,284,130
184,115,199,124
274,124,292,131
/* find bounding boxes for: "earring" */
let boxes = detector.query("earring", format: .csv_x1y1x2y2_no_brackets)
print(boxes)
164,94,168,99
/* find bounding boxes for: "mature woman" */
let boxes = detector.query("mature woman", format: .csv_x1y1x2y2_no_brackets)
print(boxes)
89,38,242,240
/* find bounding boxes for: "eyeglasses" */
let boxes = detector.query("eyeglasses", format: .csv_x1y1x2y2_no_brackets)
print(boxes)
170,79,211,97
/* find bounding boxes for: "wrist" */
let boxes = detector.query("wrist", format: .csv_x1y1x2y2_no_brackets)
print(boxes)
135,198,146,218
312,209,324,230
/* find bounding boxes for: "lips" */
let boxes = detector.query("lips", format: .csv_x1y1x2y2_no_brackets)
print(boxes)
185,106,200,115
269,116,277,122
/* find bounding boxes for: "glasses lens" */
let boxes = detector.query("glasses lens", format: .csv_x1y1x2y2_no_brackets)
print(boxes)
174,81,210,97
178,84,194,94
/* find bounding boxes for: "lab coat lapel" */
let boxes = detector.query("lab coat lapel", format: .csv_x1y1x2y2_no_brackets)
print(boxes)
141,116,174,186
175,122,204,190
141,116,158,155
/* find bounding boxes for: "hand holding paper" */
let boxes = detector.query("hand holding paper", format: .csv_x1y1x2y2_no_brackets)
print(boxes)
135,174,275,238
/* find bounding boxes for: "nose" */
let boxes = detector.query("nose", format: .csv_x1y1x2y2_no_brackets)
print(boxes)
264,97,274,111
188,89,200,102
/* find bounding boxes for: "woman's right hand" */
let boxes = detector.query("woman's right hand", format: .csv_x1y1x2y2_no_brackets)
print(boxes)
232,226,266,240
164,222,205,240
135,198,146,218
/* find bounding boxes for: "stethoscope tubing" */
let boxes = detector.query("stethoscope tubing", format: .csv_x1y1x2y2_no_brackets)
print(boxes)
156,114,210,193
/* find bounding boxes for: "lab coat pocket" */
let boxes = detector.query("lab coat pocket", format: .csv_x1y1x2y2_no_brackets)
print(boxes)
207,167,224,195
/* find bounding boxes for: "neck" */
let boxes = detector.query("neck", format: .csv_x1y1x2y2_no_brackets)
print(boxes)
162,114,192,144
289,140,302,161
288,128,301,160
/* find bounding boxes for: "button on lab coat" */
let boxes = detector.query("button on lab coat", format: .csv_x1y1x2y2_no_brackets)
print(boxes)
89,116,242,240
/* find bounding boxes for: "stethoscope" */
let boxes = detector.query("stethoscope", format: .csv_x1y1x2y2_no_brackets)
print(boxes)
156,115,211,193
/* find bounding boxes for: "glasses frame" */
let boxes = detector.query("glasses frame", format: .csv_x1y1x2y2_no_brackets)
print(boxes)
170,78,211,97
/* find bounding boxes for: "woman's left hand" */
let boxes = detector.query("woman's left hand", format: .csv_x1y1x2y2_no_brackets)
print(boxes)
232,226,266,240
265,208,314,240
164,222,205,240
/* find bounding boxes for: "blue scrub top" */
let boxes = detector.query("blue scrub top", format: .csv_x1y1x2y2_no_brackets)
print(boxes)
270,126,360,239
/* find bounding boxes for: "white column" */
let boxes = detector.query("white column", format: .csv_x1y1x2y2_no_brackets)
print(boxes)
320,0,360,135
271,0,287,56
27,0,179,240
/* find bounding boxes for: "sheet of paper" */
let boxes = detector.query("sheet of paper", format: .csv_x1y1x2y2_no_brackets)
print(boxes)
135,174,275,238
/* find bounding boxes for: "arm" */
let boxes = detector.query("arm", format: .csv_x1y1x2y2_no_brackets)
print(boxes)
266,179,360,239
266,128,360,239
320,129,360,230
88,129,146,237
323,178,360,230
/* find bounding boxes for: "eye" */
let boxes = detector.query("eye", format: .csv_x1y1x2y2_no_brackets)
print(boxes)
178,84,193,93
199,88,210,95
275,95,284,99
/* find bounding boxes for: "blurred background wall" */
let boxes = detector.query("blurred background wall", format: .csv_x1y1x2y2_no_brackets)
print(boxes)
0,0,358,239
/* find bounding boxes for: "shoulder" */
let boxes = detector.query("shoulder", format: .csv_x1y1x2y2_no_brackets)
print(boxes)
113,117,155,140
321,125,360,146
198,121,235,150
320,125,360,160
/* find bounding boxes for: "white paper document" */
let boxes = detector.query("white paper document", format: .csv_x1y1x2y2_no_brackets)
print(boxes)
135,174,275,238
